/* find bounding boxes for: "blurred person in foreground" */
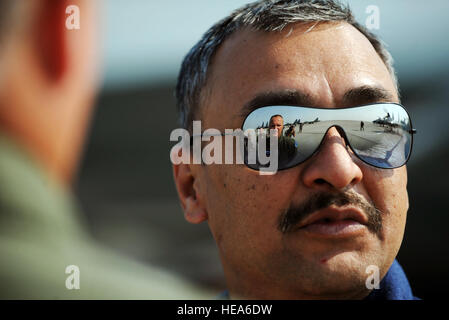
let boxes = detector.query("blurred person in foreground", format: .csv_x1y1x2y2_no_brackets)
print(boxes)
173,0,419,300
0,0,209,299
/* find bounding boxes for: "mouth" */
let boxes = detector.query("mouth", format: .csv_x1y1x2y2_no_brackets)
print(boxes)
297,207,368,238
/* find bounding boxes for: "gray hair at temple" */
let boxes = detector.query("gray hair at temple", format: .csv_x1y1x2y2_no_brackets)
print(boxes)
175,0,399,131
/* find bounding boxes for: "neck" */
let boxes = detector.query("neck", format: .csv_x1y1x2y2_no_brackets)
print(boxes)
227,283,371,300
224,267,371,300
0,122,80,187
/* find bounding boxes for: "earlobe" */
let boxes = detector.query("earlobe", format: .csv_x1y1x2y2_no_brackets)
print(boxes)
184,196,208,224
173,163,208,224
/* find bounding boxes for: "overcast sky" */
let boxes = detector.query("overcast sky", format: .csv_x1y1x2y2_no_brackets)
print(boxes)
100,0,449,89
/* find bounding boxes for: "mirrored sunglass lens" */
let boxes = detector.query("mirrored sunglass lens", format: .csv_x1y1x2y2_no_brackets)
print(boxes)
242,106,322,170
242,104,412,170
344,104,412,168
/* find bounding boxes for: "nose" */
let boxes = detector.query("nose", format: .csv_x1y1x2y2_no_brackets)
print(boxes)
300,127,363,191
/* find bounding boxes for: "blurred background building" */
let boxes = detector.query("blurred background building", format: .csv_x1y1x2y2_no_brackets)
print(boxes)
75,0,449,299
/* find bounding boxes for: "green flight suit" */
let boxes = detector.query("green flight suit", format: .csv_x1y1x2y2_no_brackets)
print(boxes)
0,133,209,299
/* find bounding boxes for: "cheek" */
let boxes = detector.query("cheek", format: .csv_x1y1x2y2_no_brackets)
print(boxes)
364,166,408,245
203,165,297,251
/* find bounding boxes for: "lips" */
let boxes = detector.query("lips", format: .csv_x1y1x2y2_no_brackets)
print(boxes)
297,207,369,237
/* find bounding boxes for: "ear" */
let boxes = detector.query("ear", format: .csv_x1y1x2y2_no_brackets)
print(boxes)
33,0,70,81
173,163,208,224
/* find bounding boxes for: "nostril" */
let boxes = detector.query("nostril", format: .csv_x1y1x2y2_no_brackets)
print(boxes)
315,178,327,185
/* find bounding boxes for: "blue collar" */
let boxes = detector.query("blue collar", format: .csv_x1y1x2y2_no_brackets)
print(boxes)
365,259,419,300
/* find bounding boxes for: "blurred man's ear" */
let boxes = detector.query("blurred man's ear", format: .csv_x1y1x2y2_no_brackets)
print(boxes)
33,0,97,84
35,0,69,81
173,163,208,224
0,0,98,184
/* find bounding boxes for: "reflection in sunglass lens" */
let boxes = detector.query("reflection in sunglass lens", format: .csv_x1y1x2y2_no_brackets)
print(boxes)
242,103,414,171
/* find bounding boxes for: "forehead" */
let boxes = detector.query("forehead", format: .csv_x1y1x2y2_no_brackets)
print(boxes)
200,21,398,130
270,116,283,123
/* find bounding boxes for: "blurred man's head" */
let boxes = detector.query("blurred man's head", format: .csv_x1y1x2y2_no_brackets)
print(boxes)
0,0,99,184
174,0,408,299
269,115,284,137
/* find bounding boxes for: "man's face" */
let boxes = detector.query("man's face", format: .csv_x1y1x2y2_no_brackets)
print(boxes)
269,116,284,137
192,22,408,299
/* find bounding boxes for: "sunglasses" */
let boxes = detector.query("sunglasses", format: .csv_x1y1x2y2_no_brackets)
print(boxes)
241,103,416,171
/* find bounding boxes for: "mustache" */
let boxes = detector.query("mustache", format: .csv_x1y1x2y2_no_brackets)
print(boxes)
278,190,383,235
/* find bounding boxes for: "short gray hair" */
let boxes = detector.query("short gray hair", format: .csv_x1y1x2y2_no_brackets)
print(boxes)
176,0,398,131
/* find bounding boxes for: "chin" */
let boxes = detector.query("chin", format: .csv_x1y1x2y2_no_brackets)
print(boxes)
299,254,372,299
321,249,379,270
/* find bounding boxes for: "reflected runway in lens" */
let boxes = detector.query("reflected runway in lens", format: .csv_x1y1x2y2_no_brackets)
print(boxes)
285,120,410,168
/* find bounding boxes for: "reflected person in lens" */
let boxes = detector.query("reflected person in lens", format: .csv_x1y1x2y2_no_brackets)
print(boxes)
267,115,297,166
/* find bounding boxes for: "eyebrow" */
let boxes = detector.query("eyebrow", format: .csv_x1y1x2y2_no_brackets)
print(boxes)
239,89,314,117
342,85,395,106
239,85,396,118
